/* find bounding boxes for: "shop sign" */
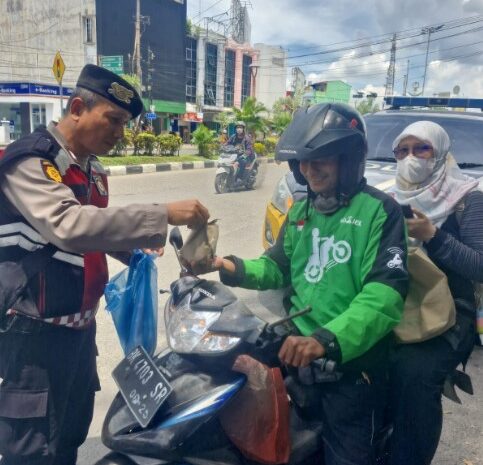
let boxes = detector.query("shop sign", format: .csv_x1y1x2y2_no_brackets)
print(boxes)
0,83,73,97
183,112,203,122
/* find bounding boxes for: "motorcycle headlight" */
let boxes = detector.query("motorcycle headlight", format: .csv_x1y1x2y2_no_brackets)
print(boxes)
271,176,293,214
165,297,241,354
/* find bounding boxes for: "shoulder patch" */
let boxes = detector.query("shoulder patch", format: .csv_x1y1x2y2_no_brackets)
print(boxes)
41,160,62,183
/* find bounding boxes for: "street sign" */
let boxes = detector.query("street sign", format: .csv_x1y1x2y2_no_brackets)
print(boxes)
52,51,65,85
145,112,157,120
100,55,124,75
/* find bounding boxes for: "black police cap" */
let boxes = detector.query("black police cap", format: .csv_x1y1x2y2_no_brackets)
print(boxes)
76,64,143,118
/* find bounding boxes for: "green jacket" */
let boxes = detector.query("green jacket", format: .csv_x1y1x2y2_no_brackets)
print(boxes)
221,185,408,371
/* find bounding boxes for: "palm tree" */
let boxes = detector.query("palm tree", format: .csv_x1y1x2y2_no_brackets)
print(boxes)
271,112,292,136
214,110,234,132
233,97,268,137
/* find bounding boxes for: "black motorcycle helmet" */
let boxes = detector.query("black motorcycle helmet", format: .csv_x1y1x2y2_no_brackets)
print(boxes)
275,102,367,204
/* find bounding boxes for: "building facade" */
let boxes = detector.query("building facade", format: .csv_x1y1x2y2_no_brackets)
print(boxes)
181,32,258,139
253,43,287,112
96,0,187,132
0,0,96,139
303,80,352,105
0,0,187,140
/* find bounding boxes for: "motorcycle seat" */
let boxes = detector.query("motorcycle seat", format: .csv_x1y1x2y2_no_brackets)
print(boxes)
288,407,324,464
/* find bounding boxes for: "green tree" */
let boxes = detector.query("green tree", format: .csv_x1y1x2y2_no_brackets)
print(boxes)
191,124,217,158
271,111,292,135
233,97,268,137
270,90,305,135
120,74,141,93
214,110,234,132
354,98,380,115
272,89,304,117
186,19,202,37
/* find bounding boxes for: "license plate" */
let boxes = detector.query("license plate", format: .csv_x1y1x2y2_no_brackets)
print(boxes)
112,345,173,428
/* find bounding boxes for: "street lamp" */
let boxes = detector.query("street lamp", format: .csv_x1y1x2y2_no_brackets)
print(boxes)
421,24,444,96
249,63,260,99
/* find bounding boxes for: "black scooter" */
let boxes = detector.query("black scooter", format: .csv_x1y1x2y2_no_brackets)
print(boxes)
214,145,259,194
95,228,394,465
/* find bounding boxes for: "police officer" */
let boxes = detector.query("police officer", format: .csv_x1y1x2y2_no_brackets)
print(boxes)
0,65,209,465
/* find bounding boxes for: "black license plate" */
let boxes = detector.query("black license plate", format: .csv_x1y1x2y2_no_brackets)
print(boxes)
112,345,173,428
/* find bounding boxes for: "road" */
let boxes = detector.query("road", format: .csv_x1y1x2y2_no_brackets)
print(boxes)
78,164,483,465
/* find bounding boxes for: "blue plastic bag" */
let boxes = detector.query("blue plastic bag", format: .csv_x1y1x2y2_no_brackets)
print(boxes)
105,250,158,356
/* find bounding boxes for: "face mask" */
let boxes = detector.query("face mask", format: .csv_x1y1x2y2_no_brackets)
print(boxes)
397,155,436,185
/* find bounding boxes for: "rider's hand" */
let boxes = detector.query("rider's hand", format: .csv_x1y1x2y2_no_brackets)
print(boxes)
278,336,325,367
211,256,236,273
406,208,437,242
166,200,210,229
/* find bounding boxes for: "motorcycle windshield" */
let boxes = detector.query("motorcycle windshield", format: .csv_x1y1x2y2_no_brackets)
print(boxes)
208,301,266,340
165,294,241,354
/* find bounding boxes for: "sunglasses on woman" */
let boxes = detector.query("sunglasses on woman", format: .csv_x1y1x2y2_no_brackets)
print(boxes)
393,144,433,160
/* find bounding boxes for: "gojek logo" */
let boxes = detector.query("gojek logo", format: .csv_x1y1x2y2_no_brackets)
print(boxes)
304,229,352,283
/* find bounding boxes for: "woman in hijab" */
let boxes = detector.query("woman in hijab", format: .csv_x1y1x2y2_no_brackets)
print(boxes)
389,120,483,465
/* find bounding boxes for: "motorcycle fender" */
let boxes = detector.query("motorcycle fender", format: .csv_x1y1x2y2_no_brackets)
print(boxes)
216,167,230,175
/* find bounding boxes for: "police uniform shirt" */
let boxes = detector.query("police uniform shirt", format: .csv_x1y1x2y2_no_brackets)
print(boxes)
0,122,169,254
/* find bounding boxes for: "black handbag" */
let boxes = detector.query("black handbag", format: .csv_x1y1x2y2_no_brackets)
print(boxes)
0,245,56,332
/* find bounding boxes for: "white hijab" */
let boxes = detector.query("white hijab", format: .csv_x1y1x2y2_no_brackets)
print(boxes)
392,121,478,227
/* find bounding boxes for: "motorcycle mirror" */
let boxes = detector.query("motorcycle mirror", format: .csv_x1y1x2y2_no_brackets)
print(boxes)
168,227,190,276
169,227,184,250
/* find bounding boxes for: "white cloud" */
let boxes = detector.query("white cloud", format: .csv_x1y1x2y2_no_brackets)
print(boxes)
425,60,483,96
189,0,483,96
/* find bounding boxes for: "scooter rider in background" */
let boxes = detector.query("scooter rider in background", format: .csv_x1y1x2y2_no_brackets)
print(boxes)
224,121,254,181
212,103,409,465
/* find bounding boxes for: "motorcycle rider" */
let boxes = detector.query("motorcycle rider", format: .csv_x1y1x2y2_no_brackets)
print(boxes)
213,103,409,465
224,121,254,181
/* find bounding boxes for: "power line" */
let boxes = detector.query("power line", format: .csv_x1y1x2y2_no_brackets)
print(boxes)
190,0,227,22
282,15,483,56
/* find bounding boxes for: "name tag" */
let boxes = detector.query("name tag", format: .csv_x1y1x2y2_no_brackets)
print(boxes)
112,346,173,428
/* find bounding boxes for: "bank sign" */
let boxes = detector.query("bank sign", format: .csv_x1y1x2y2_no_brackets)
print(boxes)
0,82,73,97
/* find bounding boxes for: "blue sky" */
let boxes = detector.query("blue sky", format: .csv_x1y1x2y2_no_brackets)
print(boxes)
188,0,483,97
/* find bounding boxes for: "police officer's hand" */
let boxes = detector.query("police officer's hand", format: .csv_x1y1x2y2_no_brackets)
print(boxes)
278,335,325,367
167,200,210,229
406,208,437,242
143,247,164,256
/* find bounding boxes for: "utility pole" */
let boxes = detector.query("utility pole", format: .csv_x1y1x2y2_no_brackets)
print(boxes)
421,24,444,96
133,0,142,90
384,34,397,98
147,45,155,129
403,60,410,96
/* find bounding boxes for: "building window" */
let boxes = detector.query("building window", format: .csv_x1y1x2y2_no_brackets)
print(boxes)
272,56,284,67
204,43,218,106
241,54,252,105
83,16,94,44
224,49,235,108
185,37,197,103
31,104,46,131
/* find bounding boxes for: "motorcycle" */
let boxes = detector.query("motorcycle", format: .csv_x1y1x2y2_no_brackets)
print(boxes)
95,227,395,465
214,145,259,194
